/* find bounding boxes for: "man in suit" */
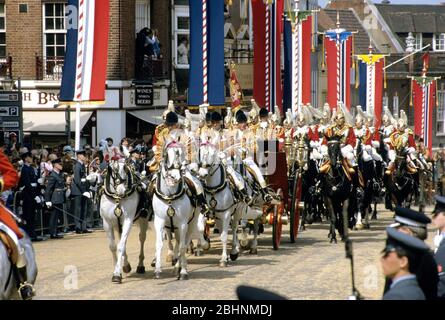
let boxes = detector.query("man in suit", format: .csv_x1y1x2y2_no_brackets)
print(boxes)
432,195,445,299
71,150,92,234
381,227,429,300
18,152,42,241
44,158,65,239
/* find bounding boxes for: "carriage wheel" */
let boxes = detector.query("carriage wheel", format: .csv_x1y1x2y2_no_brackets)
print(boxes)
272,189,284,250
290,172,302,243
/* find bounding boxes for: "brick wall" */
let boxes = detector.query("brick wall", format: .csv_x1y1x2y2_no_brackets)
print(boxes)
6,1,43,79
108,0,135,80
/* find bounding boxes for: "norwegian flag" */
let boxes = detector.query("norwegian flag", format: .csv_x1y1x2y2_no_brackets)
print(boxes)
324,29,353,110
252,0,284,113
60,0,110,103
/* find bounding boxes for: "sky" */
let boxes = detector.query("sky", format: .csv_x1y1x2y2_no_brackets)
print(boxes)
318,0,444,7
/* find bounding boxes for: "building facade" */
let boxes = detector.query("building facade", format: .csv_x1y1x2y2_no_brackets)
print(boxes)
1,0,170,148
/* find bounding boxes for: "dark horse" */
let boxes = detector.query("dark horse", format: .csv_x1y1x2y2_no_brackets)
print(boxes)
321,140,354,243
355,140,383,229
383,148,417,208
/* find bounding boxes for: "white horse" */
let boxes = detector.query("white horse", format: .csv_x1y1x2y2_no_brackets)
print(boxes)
152,141,197,280
100,160,148,283
198,140,239,266
0,225,37,300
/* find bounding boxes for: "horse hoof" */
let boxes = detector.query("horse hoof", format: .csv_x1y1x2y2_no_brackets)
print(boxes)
219,261,228,267
123,264,132,274
230,253,239,261
154,272,161,280
194,250,203,257
330,238,337,244
136,266,145,274
249,248,258,255
179,274,189,281
202,241,210,251
111,275,122,283
171,258,178,267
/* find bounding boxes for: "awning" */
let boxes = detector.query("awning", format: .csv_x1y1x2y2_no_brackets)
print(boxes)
128,109,185,126
23,111,93,132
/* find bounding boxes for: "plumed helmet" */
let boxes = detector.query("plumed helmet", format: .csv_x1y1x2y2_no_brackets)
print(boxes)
211,112,222,122
205,111,213,122
236,110,248,124
163,100,176,119
259,108,269,118
165,111,178,125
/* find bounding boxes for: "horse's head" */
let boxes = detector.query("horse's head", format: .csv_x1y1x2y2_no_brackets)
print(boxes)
198,140,220,178
109,159,127,196
162,141,185,187
327,140,341,168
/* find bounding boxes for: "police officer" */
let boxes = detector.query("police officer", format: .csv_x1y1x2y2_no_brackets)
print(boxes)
44,158,65,239
381,227,430,300
71,149,92,234
384,206,439,300
19,151,42,241
432,195,445,299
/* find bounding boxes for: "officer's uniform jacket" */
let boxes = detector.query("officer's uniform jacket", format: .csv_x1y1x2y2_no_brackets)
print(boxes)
388,128,416,152
44,170,66,205
383,276,426,300
71,160,88,196
19,164,38,200
322,124,357,148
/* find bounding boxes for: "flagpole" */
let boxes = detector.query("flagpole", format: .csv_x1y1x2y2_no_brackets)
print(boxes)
383,44,430,71
75,102,81,150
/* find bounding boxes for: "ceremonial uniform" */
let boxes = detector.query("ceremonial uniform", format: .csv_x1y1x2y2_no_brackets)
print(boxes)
44,161,65,238
0,150,35,299
433,195,445,299
71,151,89,233
322,124,357,166
18,154,39,239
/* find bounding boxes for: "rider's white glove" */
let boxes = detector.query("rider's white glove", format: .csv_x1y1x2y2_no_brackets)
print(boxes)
371,141,380,149
141,182,147,190
82,191,92,199
320,145,328,156
141,170,147,177
45,202,52,208
407,147,416,155
364,144,372,152
34,196,42,204
218,151,226,160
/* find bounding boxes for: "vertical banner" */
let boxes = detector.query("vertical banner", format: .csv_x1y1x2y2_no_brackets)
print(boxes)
412,76,438,155
283,11,313,114
324,30,352,110
356,54,386,128
60,0,110,103
188,0,225,107
252,0,284,113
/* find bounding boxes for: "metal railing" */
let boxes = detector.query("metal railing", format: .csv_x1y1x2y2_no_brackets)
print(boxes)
0,56,12,79
138,57,165,81
36,55,65,81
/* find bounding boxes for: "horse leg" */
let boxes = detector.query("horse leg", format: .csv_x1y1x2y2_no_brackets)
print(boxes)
103,219,118,272
154,216,165,279
219,213,230,267
250,218,259,254
371,201,378,220
112,218,133,283
326,198,337,244
178,222,189,280
137,217,148,274
230,215,240,261
341,199,350,241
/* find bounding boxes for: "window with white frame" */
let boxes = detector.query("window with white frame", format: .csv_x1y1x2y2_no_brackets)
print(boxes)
434,33,445,52
0,4,5,57
437,90,445,135
43,3,66,79
415,33,423,51
135,0,150,35
43,3,66,58
174,7,190,69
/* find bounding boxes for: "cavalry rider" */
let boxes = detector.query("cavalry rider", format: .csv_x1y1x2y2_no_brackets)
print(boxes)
293,105,322,163
381,107,397,161
320,104,357,175
354,106,375,163
228,110,273,203
385,110,418,175
415,137,432,172
0,149,35,300
149,111,210,214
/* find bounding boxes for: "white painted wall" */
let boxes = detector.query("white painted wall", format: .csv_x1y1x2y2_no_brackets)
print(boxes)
96,110,126,144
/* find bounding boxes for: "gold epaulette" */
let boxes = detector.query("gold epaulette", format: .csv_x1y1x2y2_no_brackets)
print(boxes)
0,178,3,193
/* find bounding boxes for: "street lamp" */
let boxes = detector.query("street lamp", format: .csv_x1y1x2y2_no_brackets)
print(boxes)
0,78,14,91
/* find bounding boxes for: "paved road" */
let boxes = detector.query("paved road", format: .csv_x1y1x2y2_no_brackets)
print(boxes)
32,204,437,300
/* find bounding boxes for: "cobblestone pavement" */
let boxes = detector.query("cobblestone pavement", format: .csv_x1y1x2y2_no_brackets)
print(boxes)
32,204,437,300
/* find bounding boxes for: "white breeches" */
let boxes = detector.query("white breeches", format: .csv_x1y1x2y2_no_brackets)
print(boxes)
226,165,245,191
243,158,267,189
184,171,204,194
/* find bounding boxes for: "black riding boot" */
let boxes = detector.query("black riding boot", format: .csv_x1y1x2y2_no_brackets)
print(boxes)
16,266,35,300
197,194,211,217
